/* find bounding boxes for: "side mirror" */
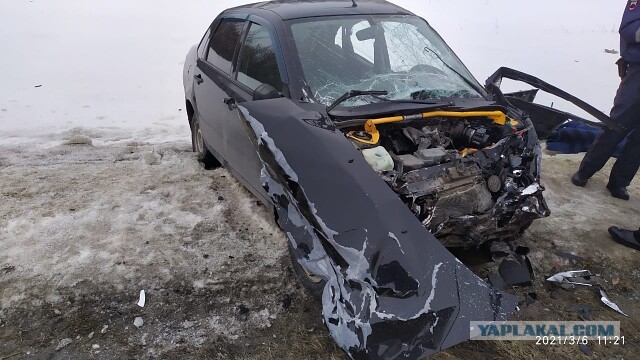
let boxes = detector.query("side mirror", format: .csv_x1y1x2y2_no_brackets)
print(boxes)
253,83,281,101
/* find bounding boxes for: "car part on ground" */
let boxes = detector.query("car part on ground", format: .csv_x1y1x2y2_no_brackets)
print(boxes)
546,270,600,290
547,270,628,317
600,289,629,317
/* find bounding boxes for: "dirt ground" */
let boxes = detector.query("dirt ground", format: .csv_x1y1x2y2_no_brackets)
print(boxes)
1,130,639,359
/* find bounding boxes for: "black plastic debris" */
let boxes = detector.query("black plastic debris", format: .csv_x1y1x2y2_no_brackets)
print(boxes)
489,246,534,288
218,196,225,201
579,343,594,357
489,241,512,260
555,251,584,263
565,304,594,321
282,294,292,310
488,273,507,291
525,292,537,305
236,305,250,321
498,256,534,287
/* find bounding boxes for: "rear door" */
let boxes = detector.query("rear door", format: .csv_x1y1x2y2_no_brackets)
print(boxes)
220,18,289,204
193,18,246,160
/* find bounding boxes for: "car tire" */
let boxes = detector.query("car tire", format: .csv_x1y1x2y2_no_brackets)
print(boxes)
191,114,220,169
288,241,326,298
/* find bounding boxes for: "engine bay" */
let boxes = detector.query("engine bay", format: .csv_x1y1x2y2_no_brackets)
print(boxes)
343,111,550,248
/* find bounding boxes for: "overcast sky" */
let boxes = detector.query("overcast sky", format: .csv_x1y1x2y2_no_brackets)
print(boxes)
0,1,625,140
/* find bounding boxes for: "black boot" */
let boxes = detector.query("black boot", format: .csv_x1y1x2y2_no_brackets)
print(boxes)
606,183,630,200
608,227,640,251
571,172,589,187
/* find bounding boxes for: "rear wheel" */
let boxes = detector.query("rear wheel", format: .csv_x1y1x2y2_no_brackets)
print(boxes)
191,115,220,168
288,241,326,298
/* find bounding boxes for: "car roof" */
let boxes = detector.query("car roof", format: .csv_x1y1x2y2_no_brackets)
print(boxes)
227,0,413,21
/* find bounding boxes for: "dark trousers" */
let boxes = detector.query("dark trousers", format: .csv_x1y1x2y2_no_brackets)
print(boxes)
578,64,640,187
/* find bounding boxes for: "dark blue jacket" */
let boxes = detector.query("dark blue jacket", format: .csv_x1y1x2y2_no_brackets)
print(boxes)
621,1,640,64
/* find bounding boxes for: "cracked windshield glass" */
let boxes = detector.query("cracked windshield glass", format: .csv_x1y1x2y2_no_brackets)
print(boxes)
289,15,483,108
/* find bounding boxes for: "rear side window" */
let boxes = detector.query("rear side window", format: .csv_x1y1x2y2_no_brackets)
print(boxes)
207,19,245,74
236,23,283,91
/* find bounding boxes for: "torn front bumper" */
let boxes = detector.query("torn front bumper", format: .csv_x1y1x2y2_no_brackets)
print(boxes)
322,259,517,359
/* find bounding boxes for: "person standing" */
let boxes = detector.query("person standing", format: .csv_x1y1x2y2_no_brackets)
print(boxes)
571,1,640,200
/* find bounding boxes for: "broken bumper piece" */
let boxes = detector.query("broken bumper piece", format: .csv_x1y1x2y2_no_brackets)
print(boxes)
322,260,518,359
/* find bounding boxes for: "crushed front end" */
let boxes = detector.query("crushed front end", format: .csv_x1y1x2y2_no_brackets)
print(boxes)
238,102,520,359
339,107,550,253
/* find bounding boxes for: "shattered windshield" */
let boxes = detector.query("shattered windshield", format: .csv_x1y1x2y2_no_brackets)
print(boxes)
288,15,484,108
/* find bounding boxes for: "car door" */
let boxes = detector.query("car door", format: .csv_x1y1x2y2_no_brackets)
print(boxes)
193,17,246,161
218,19,289,205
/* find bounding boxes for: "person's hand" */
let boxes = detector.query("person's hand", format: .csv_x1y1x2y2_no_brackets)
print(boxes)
616,58,629,79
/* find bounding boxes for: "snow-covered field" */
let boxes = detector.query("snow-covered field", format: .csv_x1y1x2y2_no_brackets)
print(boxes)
1,1,639,359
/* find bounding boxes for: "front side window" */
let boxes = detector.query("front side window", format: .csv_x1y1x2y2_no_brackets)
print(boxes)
207,19,245,74
289,15,484,107
236,23,283,92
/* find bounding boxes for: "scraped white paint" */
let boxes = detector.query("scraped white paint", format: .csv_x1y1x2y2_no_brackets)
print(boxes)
388,232,406,255
423,263,443,314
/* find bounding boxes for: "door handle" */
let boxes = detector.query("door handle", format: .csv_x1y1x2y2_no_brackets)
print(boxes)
224,97,237,110
195,74,203,85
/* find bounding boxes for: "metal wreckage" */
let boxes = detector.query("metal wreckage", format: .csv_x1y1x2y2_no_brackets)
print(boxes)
237,68,614,359
183,1,617,357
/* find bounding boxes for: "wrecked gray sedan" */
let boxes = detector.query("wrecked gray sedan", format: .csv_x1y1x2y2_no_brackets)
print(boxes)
182,0,611,358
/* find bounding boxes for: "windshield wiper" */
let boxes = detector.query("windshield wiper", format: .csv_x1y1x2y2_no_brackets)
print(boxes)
326,90,388,113
383,99,455,106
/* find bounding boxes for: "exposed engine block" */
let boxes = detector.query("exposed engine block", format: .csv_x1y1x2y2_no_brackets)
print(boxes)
351,116,549,248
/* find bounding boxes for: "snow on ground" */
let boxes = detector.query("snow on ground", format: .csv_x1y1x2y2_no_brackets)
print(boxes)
0,139,299,358
0,0,254,146
1,1,639,359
